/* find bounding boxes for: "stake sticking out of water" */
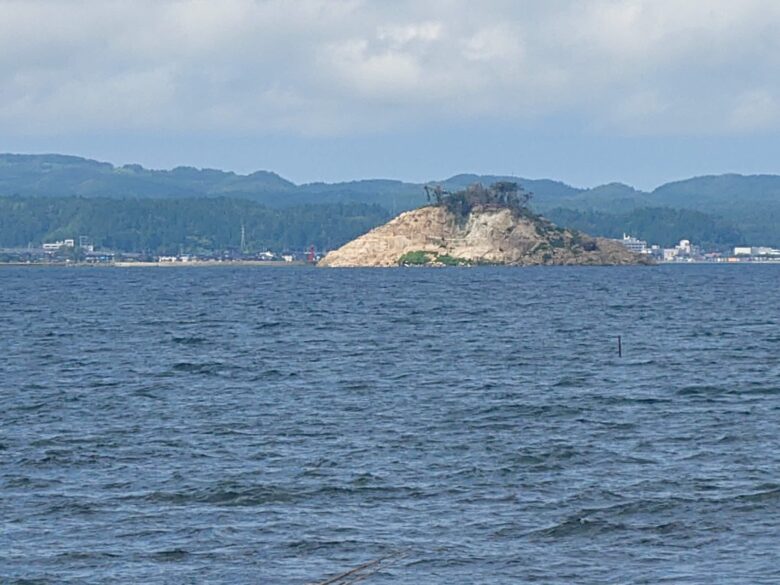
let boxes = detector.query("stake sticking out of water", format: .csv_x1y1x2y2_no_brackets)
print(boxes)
618,335,623,358
310,551,407,584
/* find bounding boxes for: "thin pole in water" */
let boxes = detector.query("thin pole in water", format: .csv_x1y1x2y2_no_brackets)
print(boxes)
618,335,622,358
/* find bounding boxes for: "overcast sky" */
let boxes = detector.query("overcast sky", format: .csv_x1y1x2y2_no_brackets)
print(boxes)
2,0,780,188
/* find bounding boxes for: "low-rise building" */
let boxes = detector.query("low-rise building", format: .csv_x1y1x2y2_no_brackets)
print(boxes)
733,246,780,257
42,239,75,251
755,247,780,256
663,239,699,262
620,234,649,254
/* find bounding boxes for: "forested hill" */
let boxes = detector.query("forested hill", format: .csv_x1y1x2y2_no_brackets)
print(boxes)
2,153,780,246
544,207,746,249
6,153,780,212
0,196,391,254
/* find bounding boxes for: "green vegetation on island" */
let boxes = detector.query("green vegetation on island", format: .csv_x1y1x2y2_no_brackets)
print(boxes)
424,181,533,219
398,251,473,266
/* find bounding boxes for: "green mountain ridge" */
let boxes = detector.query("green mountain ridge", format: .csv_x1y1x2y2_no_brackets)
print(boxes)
4,152,779,208
2,153,780,247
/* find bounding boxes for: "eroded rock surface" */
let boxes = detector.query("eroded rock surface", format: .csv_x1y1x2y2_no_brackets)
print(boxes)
319,206,651,267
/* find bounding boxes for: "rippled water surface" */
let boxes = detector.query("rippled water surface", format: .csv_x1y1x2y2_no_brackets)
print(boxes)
2,265,780,584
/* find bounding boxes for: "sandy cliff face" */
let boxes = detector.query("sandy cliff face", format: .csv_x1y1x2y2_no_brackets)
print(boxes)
319,206,651,267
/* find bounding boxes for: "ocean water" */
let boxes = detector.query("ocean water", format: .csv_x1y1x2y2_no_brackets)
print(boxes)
2,265,779,584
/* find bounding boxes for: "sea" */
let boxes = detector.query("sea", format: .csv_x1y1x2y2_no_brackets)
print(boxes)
2,265,779,584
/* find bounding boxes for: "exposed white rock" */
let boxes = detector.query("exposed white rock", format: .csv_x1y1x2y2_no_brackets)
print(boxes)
319,205,650,267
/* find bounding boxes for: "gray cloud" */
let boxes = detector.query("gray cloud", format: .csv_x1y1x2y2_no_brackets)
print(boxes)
2,0,780,137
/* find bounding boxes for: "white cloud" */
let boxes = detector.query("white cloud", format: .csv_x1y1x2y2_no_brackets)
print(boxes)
463,25,523,64
322,39,424,97
2,0,780,137
377,22,442,46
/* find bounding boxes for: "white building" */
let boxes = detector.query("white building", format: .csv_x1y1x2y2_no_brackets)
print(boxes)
663,239,698,261
663,248,678,261
734,246,780,257
755,247,780,256
620,234,649,254
42,239,75,251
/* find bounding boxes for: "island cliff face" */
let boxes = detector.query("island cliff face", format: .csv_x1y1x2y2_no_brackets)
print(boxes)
318,205,651,267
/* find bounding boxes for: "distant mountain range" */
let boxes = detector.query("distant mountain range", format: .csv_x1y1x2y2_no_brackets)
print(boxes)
2,153,780,246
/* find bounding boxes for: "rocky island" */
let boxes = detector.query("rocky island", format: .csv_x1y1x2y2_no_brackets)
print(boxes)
319,182,652,267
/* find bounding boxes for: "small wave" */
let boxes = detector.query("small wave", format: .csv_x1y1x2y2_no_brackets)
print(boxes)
21,383,47,391
738,384,780,395
591,497,688,517
600,396,673,405
56,551,120,561
728,485,780,504
87,380,121,389
552,375,590,388
170,336,207,345
139,483,300,506
38,501,97,516
471,403,584,418
150,549,190,561
132,388,162,400
285,538,364,553
172,361,225,375
625,358,660,366
250,368,298,381
341,381,372,391
16,401,49,412
43,331,74,338
531,516,626,538
136,481,426,507
676,384,727,396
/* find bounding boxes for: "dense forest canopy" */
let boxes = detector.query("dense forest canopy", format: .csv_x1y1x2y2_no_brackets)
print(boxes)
545,207,746,249
0,196,391,254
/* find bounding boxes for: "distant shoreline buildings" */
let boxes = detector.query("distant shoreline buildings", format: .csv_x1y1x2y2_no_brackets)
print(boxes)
42,239,75,251
3,230,780,266
0,234,320,266
733,246,780,257
618,234,780,263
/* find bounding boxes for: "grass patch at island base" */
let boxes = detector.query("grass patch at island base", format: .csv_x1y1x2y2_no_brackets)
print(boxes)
398,251,432,265
398,250,475,266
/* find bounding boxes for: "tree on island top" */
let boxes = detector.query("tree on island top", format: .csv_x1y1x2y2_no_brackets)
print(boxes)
424,181,533,218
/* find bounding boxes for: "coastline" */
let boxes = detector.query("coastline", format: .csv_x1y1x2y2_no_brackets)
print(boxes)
0,260,310,268
3,259,779,268
113,260,309,267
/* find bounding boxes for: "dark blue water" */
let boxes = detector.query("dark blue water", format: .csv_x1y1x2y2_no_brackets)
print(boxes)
2,265,779,584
